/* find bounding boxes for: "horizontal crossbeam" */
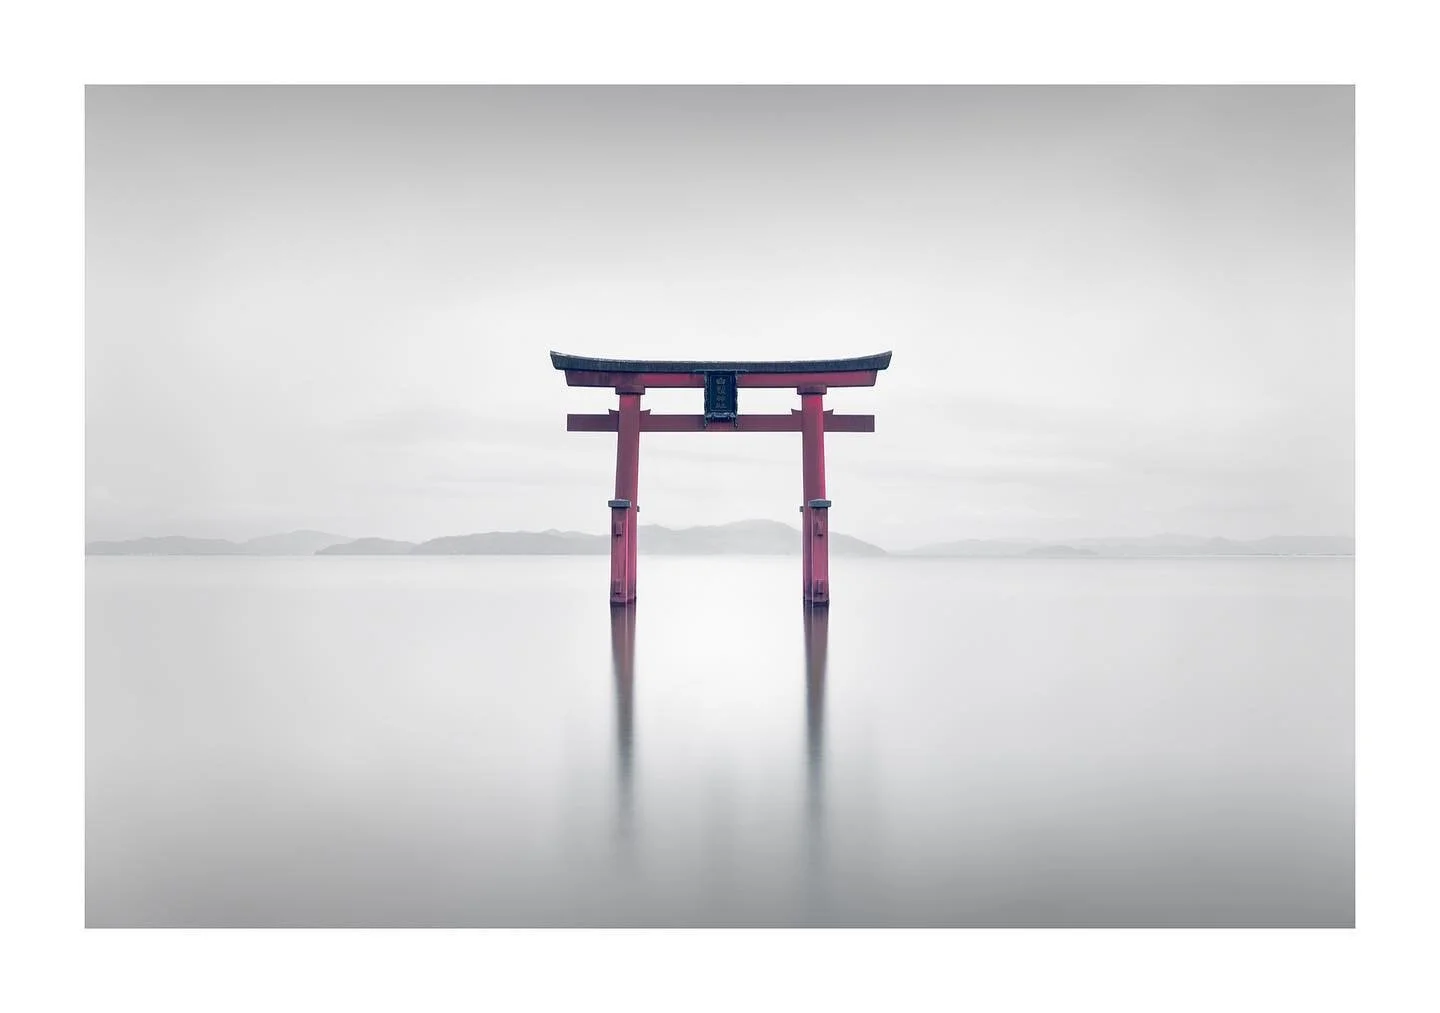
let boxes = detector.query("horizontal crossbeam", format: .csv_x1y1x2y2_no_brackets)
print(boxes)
567,410,875,433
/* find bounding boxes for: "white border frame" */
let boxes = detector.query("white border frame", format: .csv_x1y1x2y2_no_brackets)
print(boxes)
5,2,1433,1010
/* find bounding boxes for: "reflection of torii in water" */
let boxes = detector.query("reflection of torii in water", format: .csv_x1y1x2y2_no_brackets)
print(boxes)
606,603,831,874
803,604,829,875
610,604,636,850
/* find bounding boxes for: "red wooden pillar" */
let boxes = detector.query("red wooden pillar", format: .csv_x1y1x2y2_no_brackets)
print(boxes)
610,389,642,604
799,387,830,603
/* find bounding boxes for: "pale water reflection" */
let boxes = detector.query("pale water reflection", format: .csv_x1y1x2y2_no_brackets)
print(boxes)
610,603,636,852
87,555,1353,927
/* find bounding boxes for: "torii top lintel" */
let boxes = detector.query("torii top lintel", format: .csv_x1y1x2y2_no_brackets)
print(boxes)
550,350,892,388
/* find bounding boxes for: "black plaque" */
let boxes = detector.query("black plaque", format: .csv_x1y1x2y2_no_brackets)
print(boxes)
703,371,739,421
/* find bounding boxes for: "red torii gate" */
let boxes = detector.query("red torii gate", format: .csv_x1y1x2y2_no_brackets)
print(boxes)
552,351,892,605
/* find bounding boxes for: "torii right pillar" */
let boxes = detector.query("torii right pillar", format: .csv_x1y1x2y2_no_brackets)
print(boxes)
799,385,831,604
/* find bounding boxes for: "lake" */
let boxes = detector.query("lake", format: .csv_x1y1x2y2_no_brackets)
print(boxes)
85,555,1353,927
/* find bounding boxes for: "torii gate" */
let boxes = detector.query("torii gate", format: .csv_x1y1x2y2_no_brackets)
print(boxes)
552,351,892,605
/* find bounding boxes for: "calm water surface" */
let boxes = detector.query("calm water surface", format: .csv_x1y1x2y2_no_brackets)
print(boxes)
86,556,1353,926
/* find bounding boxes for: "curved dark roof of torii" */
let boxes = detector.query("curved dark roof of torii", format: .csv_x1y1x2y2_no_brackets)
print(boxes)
550,351,892,373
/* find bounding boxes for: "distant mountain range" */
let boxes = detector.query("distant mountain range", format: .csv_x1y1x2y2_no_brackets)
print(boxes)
898,534,1355,557
85,525,1354,558
319,520,888,556
86,530,352,556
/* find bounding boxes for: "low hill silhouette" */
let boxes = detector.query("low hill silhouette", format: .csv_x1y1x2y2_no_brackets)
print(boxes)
86,525,1354,558
1025,544,1099,558
903,534,1354,557
86,535,244,555
316,537,416,555
407,520,886,556
86,530,353,555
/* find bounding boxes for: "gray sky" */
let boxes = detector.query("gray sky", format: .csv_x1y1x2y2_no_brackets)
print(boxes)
86,85,1353,548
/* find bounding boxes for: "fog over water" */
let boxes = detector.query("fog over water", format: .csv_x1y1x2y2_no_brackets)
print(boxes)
86,555,1353,927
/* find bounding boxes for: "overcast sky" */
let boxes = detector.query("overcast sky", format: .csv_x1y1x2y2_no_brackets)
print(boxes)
86,86,1352,548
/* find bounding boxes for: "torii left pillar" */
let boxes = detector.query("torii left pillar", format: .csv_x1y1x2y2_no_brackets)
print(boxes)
609,387,642,604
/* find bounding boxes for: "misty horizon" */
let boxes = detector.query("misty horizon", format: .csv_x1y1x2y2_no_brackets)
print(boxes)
84,520,1356,556
82,517,1358,550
